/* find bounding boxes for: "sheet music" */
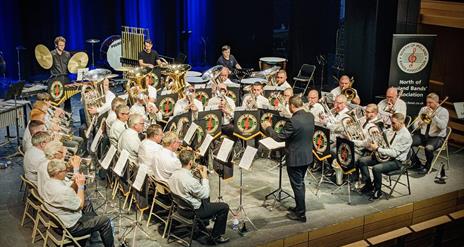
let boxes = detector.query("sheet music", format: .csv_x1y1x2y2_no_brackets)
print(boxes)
132,164,148,191
113,150,129,176
183,122,198,145
77,68,89,81
90,129,103,153
101,146,117,170
216,138,234,162
454,102,464,119
239,146,258,170
199,134,214,157
259,137,285,150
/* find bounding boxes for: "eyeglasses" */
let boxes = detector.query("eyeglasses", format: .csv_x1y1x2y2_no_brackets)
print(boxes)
121,112,129,115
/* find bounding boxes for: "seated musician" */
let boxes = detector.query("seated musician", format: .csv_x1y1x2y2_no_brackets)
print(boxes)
42,159,114,247
218,67,235,85
87,78,116,117
130,93,162,122
38,140,81,197
138,124,164,173
377,87,407,117
138,39,163,68
305,89,324,124
352,104,382,157
168,150,230,244
24,131,51,185
146,73,158,103
118,113,144,162
50,36,72,111
410,93,449,174
242,82,270,109
321,94,349,133
206,83,236,133
217,45,241,72
22,120,46,152
106,97,127,129
276,70,292,89
152,131,182,183
277,88,293,116
37,92,66,119
329,75,360,105
109,105,130,147
358,113,412,200
173,85,204,118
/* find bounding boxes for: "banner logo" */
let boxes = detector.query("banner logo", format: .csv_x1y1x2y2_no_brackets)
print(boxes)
397,42,429,74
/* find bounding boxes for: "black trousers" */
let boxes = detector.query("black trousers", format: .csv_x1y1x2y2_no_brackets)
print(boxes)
411,134,444,166
68,199,114,247
287,165,310,215
357,156,401,191
194,199,229,238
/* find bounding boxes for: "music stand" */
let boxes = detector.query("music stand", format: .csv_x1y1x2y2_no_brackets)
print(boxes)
213,138,234,202
331,137,355,205
5,80,25,146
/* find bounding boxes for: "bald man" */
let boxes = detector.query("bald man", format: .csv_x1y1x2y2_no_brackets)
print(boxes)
305,90,324,124
329,75,360,105
378,87,407,119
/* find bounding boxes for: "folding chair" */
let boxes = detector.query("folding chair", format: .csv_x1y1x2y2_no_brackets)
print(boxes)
20,176,39,227
30,189,47,243
416,127,452,174
146,176,173,238
382,150,413,200
40,205,91,247
292,64,316,95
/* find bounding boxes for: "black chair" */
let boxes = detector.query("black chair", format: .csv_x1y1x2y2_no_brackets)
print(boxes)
292,64,316,95
166,193,214,246
382,150,413,199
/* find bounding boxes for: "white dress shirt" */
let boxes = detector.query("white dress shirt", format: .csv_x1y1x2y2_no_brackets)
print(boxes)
330,86,359,103
168,168,209,209
153,147,181,183
138,139,162,173
109,119,126,147
97,90,116,116
22,126,32,152
206,95,236,125
414,106,449,138
241,94,270,109
378,126,412,162
130,103,146,116
148,85,157,100
118,128,141,162
306,102,325,124
106,110,117,129
377,98,407,117
23,146,47,185
278,81,292,89
173,98,204,117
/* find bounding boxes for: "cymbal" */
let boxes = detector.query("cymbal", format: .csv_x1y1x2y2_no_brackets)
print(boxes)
83,68,111,82
34,44,53,69
68,52,89,74
86,39,100,44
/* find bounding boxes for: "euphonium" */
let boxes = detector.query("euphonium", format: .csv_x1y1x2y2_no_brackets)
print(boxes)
341,110,365,141
368,125,390,162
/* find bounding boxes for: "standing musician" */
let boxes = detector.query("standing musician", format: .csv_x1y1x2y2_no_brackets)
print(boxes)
138,39,163,68
305,89,324,124
217,45,242,72
50,36,72,111
410,93,449,174
173,85,204,118
109,105,130,147
87,78,116,117
276,70,292,89
118,113,144,162
330,75,360,105
242,82,270,109
358,113,412,201
378,87,407,117
262,96,314,222
206,83,236,134
168,150,230,244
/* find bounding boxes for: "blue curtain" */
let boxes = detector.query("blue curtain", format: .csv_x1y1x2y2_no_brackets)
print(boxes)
58,0,84,50
184,0,210,66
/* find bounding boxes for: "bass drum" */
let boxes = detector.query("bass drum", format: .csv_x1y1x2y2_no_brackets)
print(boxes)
99,35,122,70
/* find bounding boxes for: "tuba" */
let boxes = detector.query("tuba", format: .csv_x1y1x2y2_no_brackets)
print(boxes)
368,125,390,162
162,64,191,98
125,66,152,105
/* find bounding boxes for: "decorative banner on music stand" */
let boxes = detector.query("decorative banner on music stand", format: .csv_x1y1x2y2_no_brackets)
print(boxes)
313,125,331,160
336,137,355,173
263,86,284,108
259,108,289,135
226,84,240,106
234,109,262,140
191,119,207,150
198,109,222,139
156,93,178,119
195,87,212,106
48,79,65,102
388,34,436,116
164,111,191,134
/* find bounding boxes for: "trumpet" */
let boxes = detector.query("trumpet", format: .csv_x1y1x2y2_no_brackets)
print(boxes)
218,91,233,114
409,96,448,133
50,105,72,119
245,94,258,109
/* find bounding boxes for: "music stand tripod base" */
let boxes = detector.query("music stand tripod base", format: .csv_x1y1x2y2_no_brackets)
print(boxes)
262,151,293,211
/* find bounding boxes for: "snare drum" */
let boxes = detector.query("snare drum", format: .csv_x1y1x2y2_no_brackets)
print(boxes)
259,57,287,70
186,76,208,84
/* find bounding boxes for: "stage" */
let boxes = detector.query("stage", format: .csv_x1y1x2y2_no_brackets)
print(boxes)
0,105,463,246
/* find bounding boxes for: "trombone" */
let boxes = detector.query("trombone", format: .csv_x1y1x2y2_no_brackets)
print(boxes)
409,96,448,134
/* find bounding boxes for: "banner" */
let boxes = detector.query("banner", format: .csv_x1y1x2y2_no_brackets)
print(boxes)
388,34,436,116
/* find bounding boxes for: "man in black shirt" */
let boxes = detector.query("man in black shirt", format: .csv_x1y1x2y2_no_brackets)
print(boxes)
138,39,162,68
50,36,72,111
217,45,241,72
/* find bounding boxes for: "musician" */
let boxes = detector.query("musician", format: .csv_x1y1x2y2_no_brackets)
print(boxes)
322,95,349,135
276,70,292,89
138,124,164,173
87,78,116,117
138,39,163,68
168,150,230,244
242,82,270,109
24,131,51,185
118,113,144,162
352,104,382,157
173,85,204,117
377,87,407,117
306,89,324,124
152,131,182,183
50,36,72,111
218,67,236,85
42,159,114,247
146,73,158,102
22,120,46,153
217,45,241,71
37,92,66,119
262,96,314,222
410,93,449,174
130,93,162,122
109,105,130,147
329,75,360,105
279,88,293,116
357,113,412,200
106,97,127,129
206,82,236,127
